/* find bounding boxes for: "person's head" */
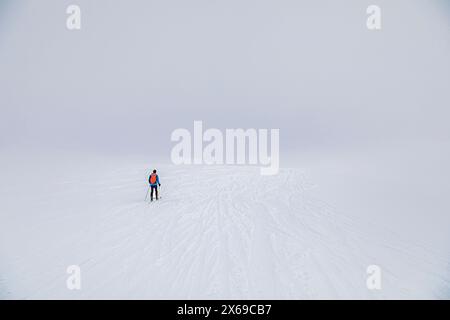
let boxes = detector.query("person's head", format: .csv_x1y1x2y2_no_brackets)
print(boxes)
153,169,157,174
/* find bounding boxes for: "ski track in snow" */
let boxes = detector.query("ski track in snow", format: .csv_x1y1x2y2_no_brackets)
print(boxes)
0,165,449,299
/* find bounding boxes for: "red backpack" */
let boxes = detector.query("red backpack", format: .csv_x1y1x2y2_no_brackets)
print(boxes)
149,173,157,184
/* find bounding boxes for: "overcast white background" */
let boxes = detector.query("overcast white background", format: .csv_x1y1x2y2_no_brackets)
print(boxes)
0,0,448,157
0,0,449,298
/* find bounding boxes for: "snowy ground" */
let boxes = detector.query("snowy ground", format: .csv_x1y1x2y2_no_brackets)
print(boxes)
0,154,449,299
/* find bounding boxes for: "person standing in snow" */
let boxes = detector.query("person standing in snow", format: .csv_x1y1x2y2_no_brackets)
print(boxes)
148,169,161,201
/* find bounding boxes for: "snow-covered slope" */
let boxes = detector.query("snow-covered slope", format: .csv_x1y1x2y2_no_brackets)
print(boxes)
0,158,449,299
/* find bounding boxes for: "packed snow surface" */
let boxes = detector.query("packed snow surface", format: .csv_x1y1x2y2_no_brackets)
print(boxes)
0,158,449,299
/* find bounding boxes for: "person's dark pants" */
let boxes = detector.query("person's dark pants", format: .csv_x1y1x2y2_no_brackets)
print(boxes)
150,185,158,201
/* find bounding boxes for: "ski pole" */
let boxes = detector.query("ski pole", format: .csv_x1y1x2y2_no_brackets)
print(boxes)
144,185,150,201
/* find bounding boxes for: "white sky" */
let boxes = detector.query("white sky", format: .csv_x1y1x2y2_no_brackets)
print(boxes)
0,0,449,160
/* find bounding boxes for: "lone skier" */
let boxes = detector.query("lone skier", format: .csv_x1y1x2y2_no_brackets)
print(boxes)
148,169,161,201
